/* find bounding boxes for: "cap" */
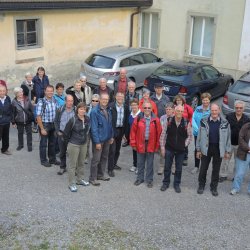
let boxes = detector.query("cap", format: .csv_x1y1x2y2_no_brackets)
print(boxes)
154,82,164,88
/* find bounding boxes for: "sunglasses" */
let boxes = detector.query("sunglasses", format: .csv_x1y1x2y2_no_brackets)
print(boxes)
235,107,243,109
92,100,99,102
144,107,151,110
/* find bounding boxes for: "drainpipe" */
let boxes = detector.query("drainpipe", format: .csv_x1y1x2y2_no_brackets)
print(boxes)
129,7,140,47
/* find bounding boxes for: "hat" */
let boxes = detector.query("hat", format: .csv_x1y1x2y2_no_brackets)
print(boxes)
154,82,164,88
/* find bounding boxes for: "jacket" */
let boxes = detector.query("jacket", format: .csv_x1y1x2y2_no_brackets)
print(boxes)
93,86,114,103
21,81,35,101
139,98,158,117
32,75,49,103
90,104,113,144
12,97,33,125
63,115,90,145
237,122,250,161
130,112,162,153
226,112,250,146
196,116,231,158
66,86,84,106
151,93,170,118
192,105,210,136
53,94,65,108
182,103,193,124
125,91,139,107
0,95,12,125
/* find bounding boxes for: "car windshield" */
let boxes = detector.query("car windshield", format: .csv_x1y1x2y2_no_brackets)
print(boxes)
85,54,115,69
154,65,188,77
230,80,250,96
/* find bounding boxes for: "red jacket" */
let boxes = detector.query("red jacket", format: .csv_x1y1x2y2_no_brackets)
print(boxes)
130,113,162,153
183,104,193,124
139,98,158,117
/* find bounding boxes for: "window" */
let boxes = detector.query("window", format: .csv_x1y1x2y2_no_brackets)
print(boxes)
140,12,159,49
16,18,41,49
129,54,144,66
189,16,214,58
202,66,219,79
192,68,205,82
142,53,159,64
85,54,115,69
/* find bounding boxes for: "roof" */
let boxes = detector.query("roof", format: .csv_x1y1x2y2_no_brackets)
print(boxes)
0,0,153,11
165,60,207,71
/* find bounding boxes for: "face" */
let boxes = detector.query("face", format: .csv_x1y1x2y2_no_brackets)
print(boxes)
155,87,163,95
235,103,244,116
0,86,7,98
130,102,139,113
175,107,184,119
56,87,64,96
45,87,54,99
143,92,150,100
202,97,210,107
26,75,33,83
120,69,127,79
75,83,82,92
17,90,23,99
116,93,124,105
77,107,86,117
99,79,107,89
175,98,183,106
166,107,174,116
128,84,135,93
65,96,74,109
80,78,87,87
100,94,109,107
143,103,152,117
38,69,45,78
210,105,220,119
91,98,99,107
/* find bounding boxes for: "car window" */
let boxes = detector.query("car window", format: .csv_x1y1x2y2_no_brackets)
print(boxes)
142,53,159,63
154,65,188,76
192,68,205,82
202,66,219,80
119,58,130,67
129,54,144,66
230,80,250,96
85,54,115,69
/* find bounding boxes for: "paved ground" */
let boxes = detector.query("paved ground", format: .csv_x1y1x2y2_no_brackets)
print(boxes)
0,97,250,249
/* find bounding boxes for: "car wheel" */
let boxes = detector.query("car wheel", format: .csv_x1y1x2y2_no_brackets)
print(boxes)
191,95,200,110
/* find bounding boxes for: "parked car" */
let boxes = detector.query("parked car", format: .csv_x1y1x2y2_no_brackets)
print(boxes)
80,45,164,89
222,71,250,118
144,60,234,109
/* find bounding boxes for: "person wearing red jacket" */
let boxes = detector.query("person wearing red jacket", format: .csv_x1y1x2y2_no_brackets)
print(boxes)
139,88,158,116
130,101,162,188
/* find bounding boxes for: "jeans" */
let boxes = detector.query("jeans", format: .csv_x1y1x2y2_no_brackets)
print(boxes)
163,149,185,187
0,123,10,153
58,135,67,169
198,144,222,190
17,123,32,149
39,122,56,164
232,155,250,192
137,151,155,183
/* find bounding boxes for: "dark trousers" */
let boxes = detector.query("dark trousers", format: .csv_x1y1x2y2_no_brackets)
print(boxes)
194,136,200,168
163,149,185,187
0,123,10,153
133,149,137,167
108,127,124,171
17,123,32,148
39,123,56,164
198,144,222,190
58,135,67,169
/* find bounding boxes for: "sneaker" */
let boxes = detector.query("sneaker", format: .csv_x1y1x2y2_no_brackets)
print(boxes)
69,184,77,192
230,189,239,195
41,161,51,167
2,150,12,155
191,167,199,174
97,176,110,181
134,180,144,186
89,180,100,186
183,159,188,166
76,179,90,186
49,160,60,165
57,168,66,175
16,146,23,151
219,176,227,183
160,184,169,191
197,186,204,194
210,188,218,197
114,165,122,170
108,170,115,177
130,166,137,172
174,186,181,193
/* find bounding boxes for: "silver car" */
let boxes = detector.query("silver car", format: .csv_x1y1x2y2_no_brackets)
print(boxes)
222,72,250,117
80,45,164,89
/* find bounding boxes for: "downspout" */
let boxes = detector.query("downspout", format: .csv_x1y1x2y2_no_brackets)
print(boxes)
129,7,141,47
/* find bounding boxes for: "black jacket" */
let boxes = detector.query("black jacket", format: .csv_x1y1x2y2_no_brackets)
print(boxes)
0,95,12,125
12,97,33,124
125,91,139,107
66,86,85,107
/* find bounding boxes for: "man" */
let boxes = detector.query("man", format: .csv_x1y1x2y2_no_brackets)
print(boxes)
151,82,170,118
219,100,249,182
36,85,60,167
139,88,158,116
230,122,250,195
0,84,12,155
196,103,231,196
89,93,114,186
130,101,162,188
107,92,129,176
114,68,129,95
124,81,139,107
93,78,114,103
53,82,65,108
160,105,192,193
54,95,75,175
79,75,92,106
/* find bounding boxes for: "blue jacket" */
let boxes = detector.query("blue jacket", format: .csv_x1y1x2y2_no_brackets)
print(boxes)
192,105,210,136
0,96,12,125
53,94,65,108
33,75,49,103
90,104,113,144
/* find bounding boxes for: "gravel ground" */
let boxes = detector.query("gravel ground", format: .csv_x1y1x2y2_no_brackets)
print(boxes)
0,125,250,250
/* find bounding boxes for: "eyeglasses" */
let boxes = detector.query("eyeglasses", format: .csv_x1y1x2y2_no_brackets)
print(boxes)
92,100,99,102
235,107,243,109
144,107,151,110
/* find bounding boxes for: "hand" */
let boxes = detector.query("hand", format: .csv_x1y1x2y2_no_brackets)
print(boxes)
224,152,230,160
57,131,63,136
196,151,202,159
161,148,165,157
109,138,114,144
12,124,16,128
132,147,136,151
96,144,102,150
41,128,47,136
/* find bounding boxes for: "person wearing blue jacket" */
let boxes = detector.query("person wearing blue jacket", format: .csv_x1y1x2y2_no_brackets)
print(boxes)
89,93,114,186
191,93,211,174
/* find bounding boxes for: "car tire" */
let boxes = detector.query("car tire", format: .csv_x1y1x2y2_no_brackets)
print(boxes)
191,95,200,110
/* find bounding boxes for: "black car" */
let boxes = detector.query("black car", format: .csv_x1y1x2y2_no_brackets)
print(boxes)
144,61,234,109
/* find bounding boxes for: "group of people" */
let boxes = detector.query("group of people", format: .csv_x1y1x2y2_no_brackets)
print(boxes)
0,67,249,195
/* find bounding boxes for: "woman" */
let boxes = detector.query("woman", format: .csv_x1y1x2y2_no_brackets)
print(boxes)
66,80,85,106
12,87,33,152
138,88,158,116
63,102,90,192
191,92,211,174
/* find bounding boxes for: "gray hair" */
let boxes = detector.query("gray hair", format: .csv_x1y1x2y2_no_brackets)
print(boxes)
80,75,87,81
25,72,32,77
92,94,100,100
128,81,136,87
165,102,174,109
13,87,23,96
99,77,107,83
142,88,150,94
234,100,245,108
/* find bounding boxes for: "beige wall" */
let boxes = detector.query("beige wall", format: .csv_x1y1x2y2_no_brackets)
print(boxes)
0,8,137,88
147,0,246,78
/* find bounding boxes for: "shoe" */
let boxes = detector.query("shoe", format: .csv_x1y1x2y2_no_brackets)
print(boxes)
230,189,239,195
57,168,66,175
129,166,137,172
197,186,204,194
49,160,60,165
89,180,100,186
160,184,169,191
68,184,77,192
174,186,181,193
84,159,88,164
191,167,199,174
16,146,23,151
2,150,12,155
210,188,218,197
114,165,121,170
76,179,90,186
108,170,115,177
97,176,110,181
41,162,51,167
28,147,32,152
122,142,129,147
219,176,227,183
134,180,144,186
183,159,188,166
157,166,164,175
147,182,153,188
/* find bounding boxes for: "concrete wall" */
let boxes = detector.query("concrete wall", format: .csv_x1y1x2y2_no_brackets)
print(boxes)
0,8,137,88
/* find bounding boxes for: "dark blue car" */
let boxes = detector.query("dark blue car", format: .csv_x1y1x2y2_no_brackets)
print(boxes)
144,61,234,109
